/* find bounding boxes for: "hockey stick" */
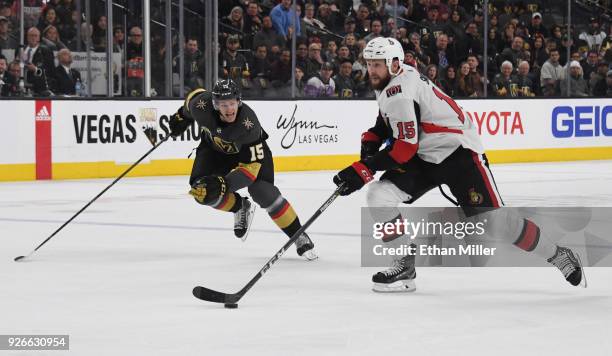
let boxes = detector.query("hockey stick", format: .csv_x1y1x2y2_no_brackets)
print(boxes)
14,134,171,262
193,183,345,306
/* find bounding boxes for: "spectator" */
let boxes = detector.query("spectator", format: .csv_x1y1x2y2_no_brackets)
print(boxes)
447,0,469,23
439,65,458,96
463,21,483,58
427,34,456,73
113,27,124,52
532,35,547,69
408,32,430,65
324,40,338,64
126,26,144,96
492,61,517,97
540,48,563,96
501,22,516,50
354,4,370,38
55,0,75,25
445,10,466,44
337,45,352,62
487,27,500,59
270,0,300,40
581,50,600,82
579,17,607,52
425,64,442,87
465,54,485,97
383,0,411,28
550,25,563,47
270,48,291,87
92,15,107,52
293,65,305,97
421,5,445,35
0,15,17,50
333,58,356,98
384,18,396,38
52,48,81,95
340,17,356,37
302,3,325,35
220,35,247,82
363,19,383,42
0,2,18,33
59,9,78,50
515,60,537,97
42,25,67,52
590,62,609,96
182,37,205,92
37,7,60,35
253,16,286,53
243,1,262,50
527,12,548,39
499,36,524,68
344,33,359,61
456,61,476,97
304,61,335,97
295,42,308,70
221,6,244,42
316,3,341,34
0,55,16,96
430,0,450,22
250,44,272,87
305,42,323,80
21,27,55,96
560,60,589,97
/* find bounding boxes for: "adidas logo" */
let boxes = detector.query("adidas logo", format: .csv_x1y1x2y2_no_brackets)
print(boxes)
36,105,51,121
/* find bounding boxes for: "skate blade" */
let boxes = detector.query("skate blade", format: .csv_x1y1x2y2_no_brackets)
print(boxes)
575,252,588,288
372,280,416,293
301,249,319,261
240,204,257,242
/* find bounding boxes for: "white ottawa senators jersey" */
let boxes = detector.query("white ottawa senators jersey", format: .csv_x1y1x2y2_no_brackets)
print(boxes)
376,64,483,164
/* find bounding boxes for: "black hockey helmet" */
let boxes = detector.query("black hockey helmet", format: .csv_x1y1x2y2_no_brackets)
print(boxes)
211,79,242,110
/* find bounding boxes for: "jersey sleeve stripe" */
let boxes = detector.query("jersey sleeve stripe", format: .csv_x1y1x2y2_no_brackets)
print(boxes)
388,139,418,164
421,122,463,135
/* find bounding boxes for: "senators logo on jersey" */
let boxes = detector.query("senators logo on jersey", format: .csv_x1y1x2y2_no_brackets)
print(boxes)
385,85,402,98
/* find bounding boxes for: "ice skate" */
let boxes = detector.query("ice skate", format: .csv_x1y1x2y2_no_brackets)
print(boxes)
372,248,416,293
547,246,587,287
296,233,318,261
234,197,256,241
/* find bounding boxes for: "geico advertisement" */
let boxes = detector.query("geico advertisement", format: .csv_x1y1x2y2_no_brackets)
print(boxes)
551,103,612,139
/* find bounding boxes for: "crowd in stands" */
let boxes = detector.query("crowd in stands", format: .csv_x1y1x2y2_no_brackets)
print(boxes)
1,0,611,98
216,0,612,98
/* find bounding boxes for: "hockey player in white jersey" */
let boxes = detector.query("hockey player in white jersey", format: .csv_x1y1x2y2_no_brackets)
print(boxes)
333,37,585,292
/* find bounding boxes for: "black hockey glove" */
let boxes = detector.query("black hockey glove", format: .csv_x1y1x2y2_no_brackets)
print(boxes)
361,141,381,160
360,132,382,160
189,175,228,205
169,107,194,138
333,161,374,196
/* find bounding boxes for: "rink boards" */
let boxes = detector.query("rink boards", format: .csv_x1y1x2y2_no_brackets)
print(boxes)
0,98,611,181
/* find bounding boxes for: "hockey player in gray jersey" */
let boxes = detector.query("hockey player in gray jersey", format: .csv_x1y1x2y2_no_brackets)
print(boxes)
332,37,585,292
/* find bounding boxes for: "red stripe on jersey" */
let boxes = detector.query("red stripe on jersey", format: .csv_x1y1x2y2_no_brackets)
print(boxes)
471,152,501,207
388,140,418,164
238,167,257,182
515,219,540,252
361,131,380,143
421,122,463,135
271,202,290,219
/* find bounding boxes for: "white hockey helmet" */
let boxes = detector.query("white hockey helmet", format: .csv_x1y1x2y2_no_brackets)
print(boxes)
363,37,405,76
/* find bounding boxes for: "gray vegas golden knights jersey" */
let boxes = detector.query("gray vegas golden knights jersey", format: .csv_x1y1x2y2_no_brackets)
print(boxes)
375,64,484,164
182,88,268,156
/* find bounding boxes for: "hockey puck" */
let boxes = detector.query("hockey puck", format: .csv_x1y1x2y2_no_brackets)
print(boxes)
14,256,25,262
224,303,238,309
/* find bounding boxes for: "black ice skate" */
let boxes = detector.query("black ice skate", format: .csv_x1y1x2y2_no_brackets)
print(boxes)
372,246,416,293
296,233,318,261
234,197,256,241
547,246,587,287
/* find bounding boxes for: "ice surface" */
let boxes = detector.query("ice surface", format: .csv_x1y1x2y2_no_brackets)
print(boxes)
1,161,612,356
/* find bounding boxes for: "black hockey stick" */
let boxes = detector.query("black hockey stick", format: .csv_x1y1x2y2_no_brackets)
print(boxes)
14,134,171,262
193,183,345,306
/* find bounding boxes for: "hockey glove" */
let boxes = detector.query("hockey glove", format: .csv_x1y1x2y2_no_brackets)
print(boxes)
333,161,374,196
169,107,194,138
360,132,382,160
189,175,227,205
